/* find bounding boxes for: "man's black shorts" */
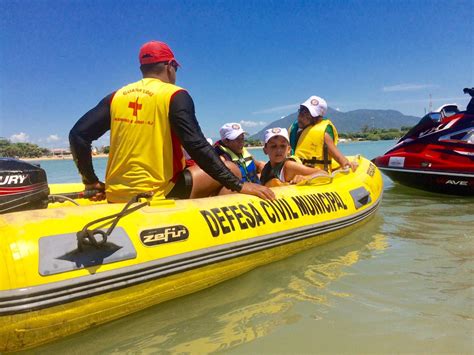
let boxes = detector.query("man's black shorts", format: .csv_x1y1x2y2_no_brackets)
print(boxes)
166,169,193,199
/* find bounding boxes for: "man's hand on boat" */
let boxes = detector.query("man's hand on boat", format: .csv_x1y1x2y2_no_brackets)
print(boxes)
240,182,276,200
82,181,274,201
84,181,106,201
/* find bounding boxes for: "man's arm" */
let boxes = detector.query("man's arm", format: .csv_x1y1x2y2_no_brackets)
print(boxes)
69,93,114,184
169,90,243,191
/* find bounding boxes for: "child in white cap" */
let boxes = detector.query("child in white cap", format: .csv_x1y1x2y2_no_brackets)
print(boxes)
214,123,264,183
261,127,327,186
288,95,357,172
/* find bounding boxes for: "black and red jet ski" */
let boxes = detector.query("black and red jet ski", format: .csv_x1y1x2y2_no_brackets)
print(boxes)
372,88,474,196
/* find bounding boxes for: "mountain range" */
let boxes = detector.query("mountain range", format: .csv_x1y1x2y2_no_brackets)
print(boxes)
250,107,421,141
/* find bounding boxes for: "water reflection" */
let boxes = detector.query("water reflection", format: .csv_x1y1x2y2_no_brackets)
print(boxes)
382,184,473,242
28,217,388,354
377,186,474,334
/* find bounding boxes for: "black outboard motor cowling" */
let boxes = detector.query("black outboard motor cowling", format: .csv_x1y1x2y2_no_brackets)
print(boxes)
0,158,49,214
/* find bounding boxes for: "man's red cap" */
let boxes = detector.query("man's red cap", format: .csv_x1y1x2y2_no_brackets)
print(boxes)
138,41,180,66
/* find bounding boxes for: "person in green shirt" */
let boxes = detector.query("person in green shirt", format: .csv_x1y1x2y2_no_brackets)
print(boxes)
289,96,357,172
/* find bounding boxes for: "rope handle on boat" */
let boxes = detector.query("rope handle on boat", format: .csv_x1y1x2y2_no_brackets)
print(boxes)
76,192,153,251
297,166,352,186
48,189,103,206
296,171,332,186
332,166,351,177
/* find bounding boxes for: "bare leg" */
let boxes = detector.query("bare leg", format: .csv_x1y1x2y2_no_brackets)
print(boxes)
218,163,242,195
187,161,241,198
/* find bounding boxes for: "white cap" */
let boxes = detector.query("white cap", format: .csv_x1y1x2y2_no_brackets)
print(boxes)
301,96,327,118
219,122,246,140
264,127,289,144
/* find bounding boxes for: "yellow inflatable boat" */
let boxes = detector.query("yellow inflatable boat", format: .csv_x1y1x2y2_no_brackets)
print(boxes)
0,155,382,352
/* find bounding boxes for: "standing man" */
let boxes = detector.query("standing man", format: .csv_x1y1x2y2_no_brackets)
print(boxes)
289,96,357,172
69,41,274,202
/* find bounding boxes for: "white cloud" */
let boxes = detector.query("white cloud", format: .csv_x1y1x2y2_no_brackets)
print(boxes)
46,134,60,143
252,103,299,115
383,83,438,92
10,132,29,143
239,120,267,128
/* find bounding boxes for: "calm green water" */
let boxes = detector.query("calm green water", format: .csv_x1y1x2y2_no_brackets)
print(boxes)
26,141,473,354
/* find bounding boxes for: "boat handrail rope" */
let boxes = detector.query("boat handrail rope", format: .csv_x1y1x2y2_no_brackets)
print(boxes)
76,192,153,251
48,194,80,206
331,167,351,178
48,189,105,206
299,166,351,186
299,171,332,186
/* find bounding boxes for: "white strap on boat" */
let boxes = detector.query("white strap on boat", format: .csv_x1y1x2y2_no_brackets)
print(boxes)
297,166,352,186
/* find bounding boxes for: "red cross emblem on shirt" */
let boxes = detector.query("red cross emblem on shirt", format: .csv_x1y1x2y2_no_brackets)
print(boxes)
128,98,142,117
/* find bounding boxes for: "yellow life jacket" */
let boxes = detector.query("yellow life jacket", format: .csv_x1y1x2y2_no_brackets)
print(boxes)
106,78,185,202
294,119,339,171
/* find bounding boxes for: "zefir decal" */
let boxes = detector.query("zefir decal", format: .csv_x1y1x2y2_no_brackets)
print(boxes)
140,225,189,246
199,193,347,237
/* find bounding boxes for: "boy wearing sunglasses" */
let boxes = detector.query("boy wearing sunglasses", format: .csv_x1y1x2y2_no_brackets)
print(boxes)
214,123,265,184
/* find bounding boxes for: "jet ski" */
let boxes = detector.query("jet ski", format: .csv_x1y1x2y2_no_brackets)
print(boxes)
372,88,474,196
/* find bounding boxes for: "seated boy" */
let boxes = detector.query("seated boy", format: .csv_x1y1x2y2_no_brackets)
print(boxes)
260,127,328,187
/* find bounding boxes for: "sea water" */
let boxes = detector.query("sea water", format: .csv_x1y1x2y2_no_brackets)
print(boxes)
25,140,473,354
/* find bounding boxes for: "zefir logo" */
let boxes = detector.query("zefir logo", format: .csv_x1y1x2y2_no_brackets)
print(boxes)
140,225,189,246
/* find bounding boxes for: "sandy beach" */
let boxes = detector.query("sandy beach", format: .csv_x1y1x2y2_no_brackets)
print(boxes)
21,154,109,162
20,148,266,162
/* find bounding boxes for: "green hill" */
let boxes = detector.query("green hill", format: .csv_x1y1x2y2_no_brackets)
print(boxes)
250,107,420,141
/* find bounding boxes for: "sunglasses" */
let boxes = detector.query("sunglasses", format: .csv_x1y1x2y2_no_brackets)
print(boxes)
168,60,178,72
298,107,310,115
156,60,178,72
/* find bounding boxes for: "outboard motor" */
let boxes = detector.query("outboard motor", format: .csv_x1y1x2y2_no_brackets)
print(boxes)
0,158,50,214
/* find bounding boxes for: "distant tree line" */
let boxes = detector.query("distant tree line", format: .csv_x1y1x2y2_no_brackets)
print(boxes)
0,138,113,158
339,126,412,141
248,125,413,146
244,138,263,147
0,126,413,159
0,138,50,158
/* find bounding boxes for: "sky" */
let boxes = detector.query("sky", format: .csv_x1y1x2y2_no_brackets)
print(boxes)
1,0,473,148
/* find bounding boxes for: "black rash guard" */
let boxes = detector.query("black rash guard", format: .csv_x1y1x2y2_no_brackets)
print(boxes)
69,90,242,192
